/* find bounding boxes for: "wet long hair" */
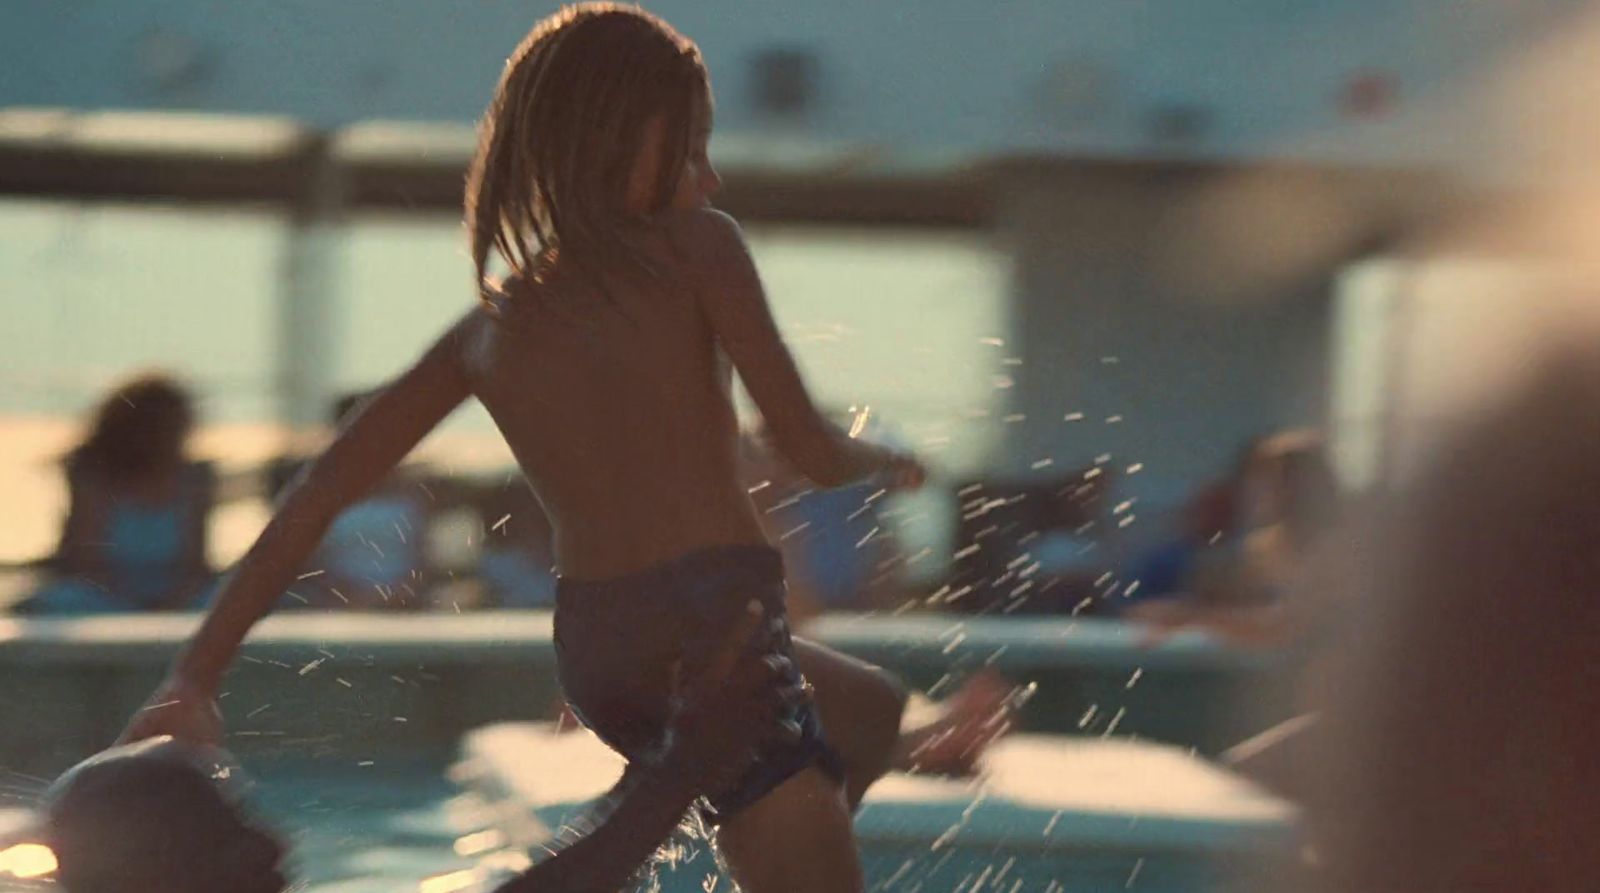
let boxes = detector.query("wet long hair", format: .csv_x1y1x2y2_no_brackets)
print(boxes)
67,373,194,482
464,4,708,301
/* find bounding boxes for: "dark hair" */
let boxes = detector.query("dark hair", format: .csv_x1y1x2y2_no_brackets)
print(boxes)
68,374,194,481
465,3,707,301
44,740,284,893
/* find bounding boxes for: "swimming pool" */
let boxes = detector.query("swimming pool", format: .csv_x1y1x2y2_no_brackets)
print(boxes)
250,759,476,893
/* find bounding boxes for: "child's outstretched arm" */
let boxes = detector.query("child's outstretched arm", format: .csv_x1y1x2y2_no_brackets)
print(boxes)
119,314,478,745
675,208,925,490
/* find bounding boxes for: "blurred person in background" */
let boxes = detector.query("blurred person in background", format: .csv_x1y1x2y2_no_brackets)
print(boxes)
1129,429,1341,642
271,391,431,610
943,467,1114,615
1116,437,1261,610
740,410,908,623
476,477,559,608
1297,341,1600,891
1127,431,1343,801
18,373,215,614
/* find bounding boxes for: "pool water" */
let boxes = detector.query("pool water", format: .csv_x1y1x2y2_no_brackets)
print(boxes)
252,759,483,893
255,762,727,893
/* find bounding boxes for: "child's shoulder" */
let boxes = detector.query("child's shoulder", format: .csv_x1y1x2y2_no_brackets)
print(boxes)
651,207,750,260
646,208,761,297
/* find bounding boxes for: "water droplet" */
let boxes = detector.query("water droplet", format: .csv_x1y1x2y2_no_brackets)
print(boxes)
779,521,811,541
1078,704,1099,728
1103,706,1127,736
930,823,962,850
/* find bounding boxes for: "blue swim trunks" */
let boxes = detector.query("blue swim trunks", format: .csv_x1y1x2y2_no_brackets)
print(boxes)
553,544,843,823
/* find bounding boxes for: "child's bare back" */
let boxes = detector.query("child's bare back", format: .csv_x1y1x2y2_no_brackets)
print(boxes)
463,211,766,579
456,208,905,579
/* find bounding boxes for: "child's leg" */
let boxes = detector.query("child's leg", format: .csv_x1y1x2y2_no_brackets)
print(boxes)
793,639,1017,799
791,638,907,809
715,766,865,893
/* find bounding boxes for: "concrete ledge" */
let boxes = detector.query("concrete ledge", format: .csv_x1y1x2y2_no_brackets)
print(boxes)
805,614,1298,751
803,614,1274,672
0,612,1293,776
0,612,555,664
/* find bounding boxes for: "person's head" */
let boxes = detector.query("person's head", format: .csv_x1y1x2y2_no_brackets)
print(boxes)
465,3,718,293
70,373,195,482
1180,480,1238,542
42,738,287,893
1238,429,1339,543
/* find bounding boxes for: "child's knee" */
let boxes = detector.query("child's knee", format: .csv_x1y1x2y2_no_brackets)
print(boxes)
861,665,909,751
790,639,907,786
875,664,911,716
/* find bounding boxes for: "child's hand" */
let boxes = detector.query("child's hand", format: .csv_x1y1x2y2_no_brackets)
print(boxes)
884,451,928,492
117,676,224,748
660,602,808,793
